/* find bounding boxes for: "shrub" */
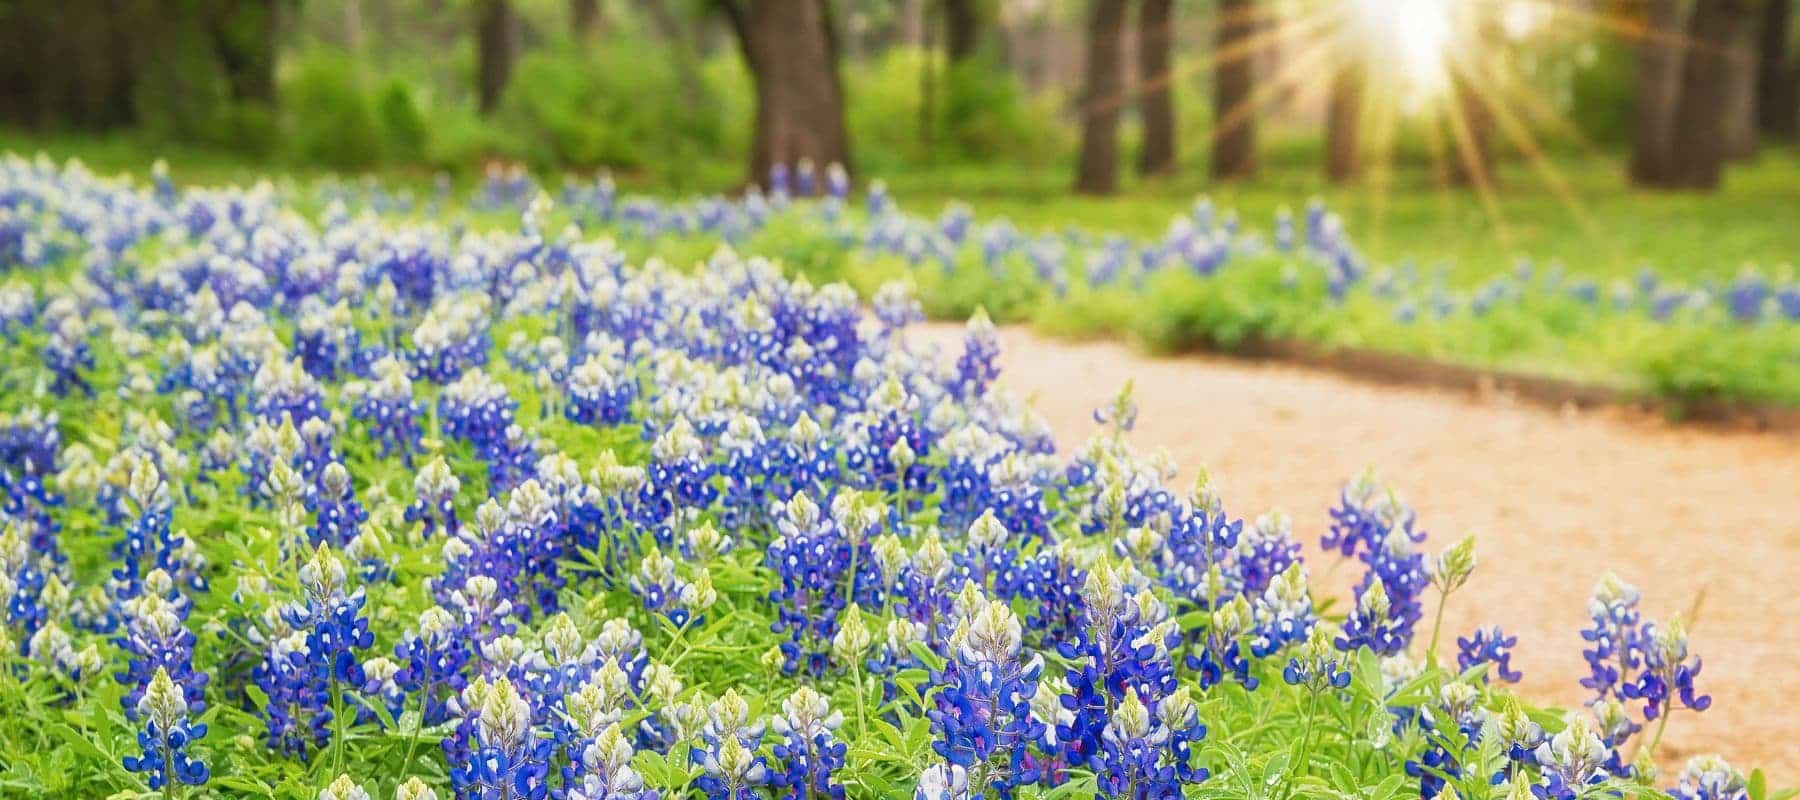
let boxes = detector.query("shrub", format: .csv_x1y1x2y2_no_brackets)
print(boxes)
284,53,385,169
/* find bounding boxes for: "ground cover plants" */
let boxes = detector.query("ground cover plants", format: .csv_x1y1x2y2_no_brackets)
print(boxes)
366,161,1800,408
0,154,1788,800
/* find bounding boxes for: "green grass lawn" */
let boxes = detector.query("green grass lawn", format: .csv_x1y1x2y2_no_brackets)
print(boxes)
8,127,1796,287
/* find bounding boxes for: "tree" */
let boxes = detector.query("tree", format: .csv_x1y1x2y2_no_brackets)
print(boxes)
1138,0,1177,176
1075,0,1130,193
945,0,982,63
210,0,279,107
718,0,854,189
1324,59,1363,183
1662,0,1754,188
1757,0,1796,137
1629,0,1684,185
1444,9,1500,187
1212,0,1258,180
571,0,604,38
476,0,521,115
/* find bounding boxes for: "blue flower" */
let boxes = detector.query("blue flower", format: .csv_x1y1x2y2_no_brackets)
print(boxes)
122,667,210,790
1458,625,1522,683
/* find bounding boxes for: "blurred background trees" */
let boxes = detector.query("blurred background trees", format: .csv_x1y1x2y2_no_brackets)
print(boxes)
0,0,1792,193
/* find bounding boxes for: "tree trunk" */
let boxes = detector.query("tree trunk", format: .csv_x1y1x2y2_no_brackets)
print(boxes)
1445,70,1495,186
1138,0,1176,176
213,0,279,107
1664,0,1754,189
1757,0,1795,137
1212,0,1258,181
1722,17,1758,159
1325,59,1363,183
1075,0,1129,193
723,0,853,189
571,0,603,38
476,0,520,115
1630,0,1684,184
945,0,981,62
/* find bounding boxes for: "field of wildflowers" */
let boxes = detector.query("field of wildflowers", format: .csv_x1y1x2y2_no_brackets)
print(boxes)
453,163,1800,409
0,153,1788,800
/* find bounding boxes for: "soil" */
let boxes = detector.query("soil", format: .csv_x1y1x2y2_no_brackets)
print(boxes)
910,322,1800,782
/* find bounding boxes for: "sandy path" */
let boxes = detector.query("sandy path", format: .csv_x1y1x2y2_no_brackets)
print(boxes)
911,323,1800,782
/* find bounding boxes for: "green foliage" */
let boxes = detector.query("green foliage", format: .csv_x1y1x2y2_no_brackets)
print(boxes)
1562,39,1637,149
377,79,429,163
130,17,235,147
495,41,746,178
847,48,1068,171
284,53,386,170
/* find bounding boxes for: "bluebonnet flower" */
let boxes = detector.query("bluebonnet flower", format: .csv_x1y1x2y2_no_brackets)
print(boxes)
927,592,1044,798
253,546,374,757
407,456,463,539
350,356,424,464
952,310,1000,400
766,492,853,675
309,462,368,548
121,667,210,791
1337,578,1409,655
411,299,492,383
1251,563,1316,657
447,676,553,799
1283,623,1351,690
115,569,207,722
1458,626,1522,683
566,722,656,800
1092,686,1207,798
439,369,537,491
628,546,715,628
250,357,328,423
1532,717,1614,800
565,354,636,427
1621,615,1711,722
770,686,848,800
43,313,95,397
1236,509,1302,596
394,606,472,726
693,690,769,800
1669,756,1748,800
1579,572,1642,702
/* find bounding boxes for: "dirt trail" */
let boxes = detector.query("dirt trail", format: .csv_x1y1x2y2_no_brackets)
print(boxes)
911,323,1800,782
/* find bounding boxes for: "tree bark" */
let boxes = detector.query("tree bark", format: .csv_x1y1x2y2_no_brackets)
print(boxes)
212,0,279,107
1325,59,1362,183
945,0,981,62
1075,0,1130,193
1722,16,1758,159
476,0,520,115
571,0,603,38
1445,70,1496,186
1630,0,1684,185
1138,0,1176,177
1664,0,1754,189
1212,0,1258,181
1757,0,1796,137
723,0,854,189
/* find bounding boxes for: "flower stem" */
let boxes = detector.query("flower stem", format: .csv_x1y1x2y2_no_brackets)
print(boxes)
1426,587,1450,669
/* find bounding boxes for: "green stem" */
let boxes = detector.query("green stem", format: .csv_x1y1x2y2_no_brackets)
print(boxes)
1647,707,1672,761
1426,587,1450,669
1285,688,1323,800
851,659,868,740
330,677,347,778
